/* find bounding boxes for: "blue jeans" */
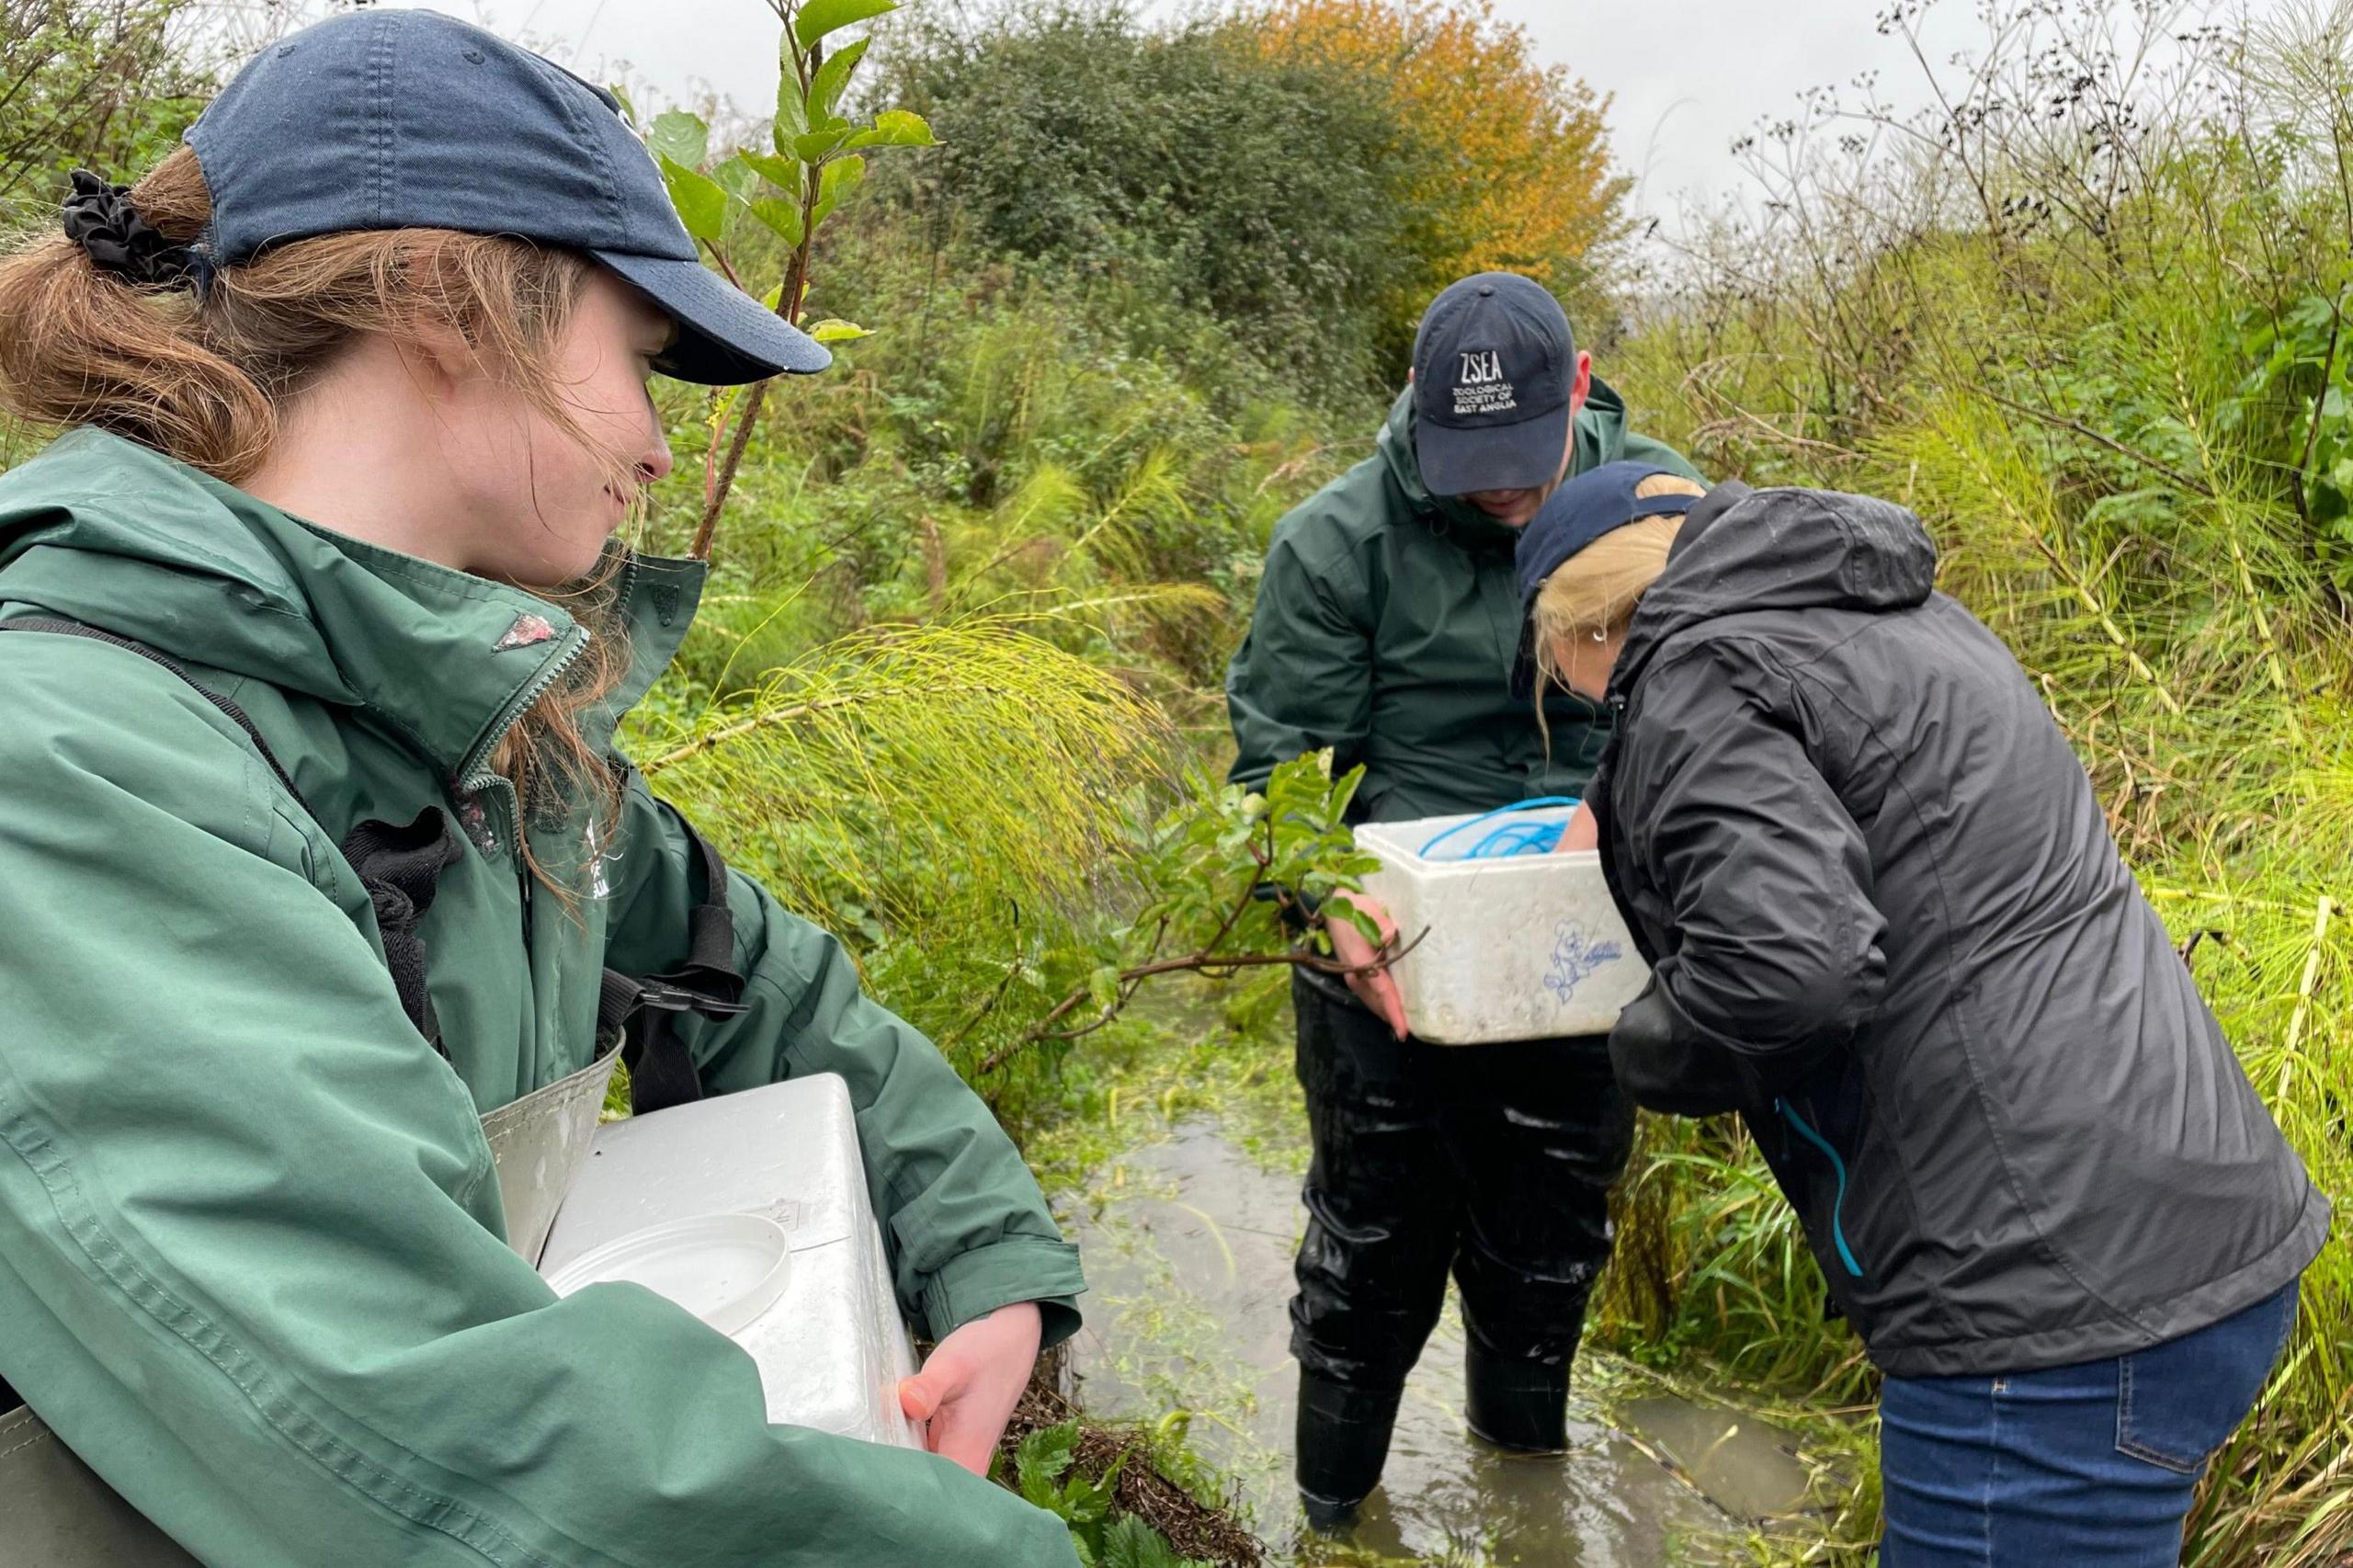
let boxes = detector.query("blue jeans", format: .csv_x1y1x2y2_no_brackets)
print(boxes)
1879,1280,2300,1565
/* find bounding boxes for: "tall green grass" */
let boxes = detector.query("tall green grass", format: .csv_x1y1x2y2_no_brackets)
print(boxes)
1600,4,2352,1560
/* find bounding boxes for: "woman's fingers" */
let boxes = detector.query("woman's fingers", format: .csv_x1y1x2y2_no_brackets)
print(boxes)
1358,969,1410,1040
902,1303,1041,1475
896,1369,947,1424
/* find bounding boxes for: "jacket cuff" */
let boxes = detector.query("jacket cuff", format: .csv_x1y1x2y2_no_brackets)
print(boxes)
919,1236,1087,1348
1634,959,1848,1102
1609,975,1751,1116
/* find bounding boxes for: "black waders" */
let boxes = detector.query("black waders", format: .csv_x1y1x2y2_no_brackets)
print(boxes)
1287,971,1634,1527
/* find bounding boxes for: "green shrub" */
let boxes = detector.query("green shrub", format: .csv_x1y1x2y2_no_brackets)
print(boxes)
866,0,1449,401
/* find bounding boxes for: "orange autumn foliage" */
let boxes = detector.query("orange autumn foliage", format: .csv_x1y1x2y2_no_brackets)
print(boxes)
1250,0,1628,332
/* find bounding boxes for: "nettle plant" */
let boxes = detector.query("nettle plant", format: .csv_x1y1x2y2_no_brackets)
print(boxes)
997,1422,1211,1568
625,0,938,558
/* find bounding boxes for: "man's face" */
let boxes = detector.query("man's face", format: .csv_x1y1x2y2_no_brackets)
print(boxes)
1452,349,1594,528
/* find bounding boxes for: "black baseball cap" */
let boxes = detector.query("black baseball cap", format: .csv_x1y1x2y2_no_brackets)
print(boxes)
1508,461,1714,696
1412,272,1577,497
184,8,826,386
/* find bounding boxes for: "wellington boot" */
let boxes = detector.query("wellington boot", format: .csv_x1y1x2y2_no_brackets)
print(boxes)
1294,1370,1401,1533
1463,1346,1569,1453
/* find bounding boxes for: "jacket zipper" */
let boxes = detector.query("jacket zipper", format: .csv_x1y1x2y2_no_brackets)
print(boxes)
454,627,591,806
449,558,635,828
1776,1097,1865,1278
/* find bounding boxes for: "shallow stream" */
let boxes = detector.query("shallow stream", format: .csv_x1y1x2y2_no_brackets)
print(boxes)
1057,1115,1818,1565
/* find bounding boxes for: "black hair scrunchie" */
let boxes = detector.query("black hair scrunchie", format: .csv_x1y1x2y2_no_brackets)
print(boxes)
61,168,198,290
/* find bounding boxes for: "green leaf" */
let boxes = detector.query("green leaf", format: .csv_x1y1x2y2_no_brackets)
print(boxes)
658,155,729,244
806,318,871,344
648,109,708,171
750,196,805,246
808,37,869,124
711,156,761,205
1057,1467,1116,1528
772,45,809,151
1335,903,1383,949
811,153,866,226
761,282,786,312
793,0,897,52
791,125,854,163
1086,965,1120,1012
738,150,800,191
1017,1461,1061,1512
1101,1516,1201,1568
844,108,937,150
608,83,638,129
1324,761,1366,821
1013,1422,1079,1498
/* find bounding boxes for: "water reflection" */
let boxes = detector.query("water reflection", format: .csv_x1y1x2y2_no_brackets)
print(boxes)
1061,1121,1810,1564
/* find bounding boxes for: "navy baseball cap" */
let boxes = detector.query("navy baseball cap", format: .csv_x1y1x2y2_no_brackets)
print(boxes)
184,8,827,386
1508,461,1711,696
1413,272,1577,497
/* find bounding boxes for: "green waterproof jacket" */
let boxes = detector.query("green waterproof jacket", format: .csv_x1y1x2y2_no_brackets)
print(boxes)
1226,379,1701,822
0,429,1087,1566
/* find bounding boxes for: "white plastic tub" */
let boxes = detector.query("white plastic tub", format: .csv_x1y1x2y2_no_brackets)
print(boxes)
1355,805,1650,1044
539,1073,922,1449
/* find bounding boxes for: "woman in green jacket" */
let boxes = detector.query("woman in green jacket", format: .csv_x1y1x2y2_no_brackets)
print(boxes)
0,11,1084,1565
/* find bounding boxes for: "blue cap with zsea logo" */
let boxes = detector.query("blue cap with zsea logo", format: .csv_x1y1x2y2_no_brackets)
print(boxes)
1411,272,1576,498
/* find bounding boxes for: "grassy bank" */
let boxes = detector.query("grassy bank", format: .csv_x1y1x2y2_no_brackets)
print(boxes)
1600,6,2353,1561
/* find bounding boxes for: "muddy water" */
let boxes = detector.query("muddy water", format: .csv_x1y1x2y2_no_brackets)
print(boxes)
1059,1120,1814,1565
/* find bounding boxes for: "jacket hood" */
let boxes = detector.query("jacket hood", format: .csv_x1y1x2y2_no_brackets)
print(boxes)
1613,483,1938,700
0,427,702,782
1377,374,1641,551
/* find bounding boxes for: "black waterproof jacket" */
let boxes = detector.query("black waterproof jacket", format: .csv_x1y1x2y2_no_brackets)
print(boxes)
1586,483,2327,1377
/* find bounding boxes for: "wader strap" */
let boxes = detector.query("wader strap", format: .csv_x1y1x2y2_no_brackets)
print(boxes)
340,811,467,1049
0,617,460,1052
596,817,745,1117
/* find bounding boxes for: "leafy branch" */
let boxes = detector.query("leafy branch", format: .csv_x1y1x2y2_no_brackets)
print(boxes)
631,0,938,560
979,752,1416,1075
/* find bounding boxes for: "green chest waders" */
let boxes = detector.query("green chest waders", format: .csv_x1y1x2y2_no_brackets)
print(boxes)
0,1047,620,1567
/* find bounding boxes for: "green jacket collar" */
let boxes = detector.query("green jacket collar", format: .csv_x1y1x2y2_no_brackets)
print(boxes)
0,427,701,783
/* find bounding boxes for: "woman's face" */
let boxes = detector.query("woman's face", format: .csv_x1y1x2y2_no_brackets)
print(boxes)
1549,622,1628,703
440,268,676,587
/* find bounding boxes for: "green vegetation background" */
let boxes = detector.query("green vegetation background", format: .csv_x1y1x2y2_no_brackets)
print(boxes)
5,2,2345,1563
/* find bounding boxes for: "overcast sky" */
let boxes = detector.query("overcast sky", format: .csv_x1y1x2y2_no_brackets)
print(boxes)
375,0,2262,222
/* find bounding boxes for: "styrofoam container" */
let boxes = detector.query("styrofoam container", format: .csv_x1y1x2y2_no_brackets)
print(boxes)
1355,805,1650,1044
540,1073,922,1449
543,1212,792,1336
